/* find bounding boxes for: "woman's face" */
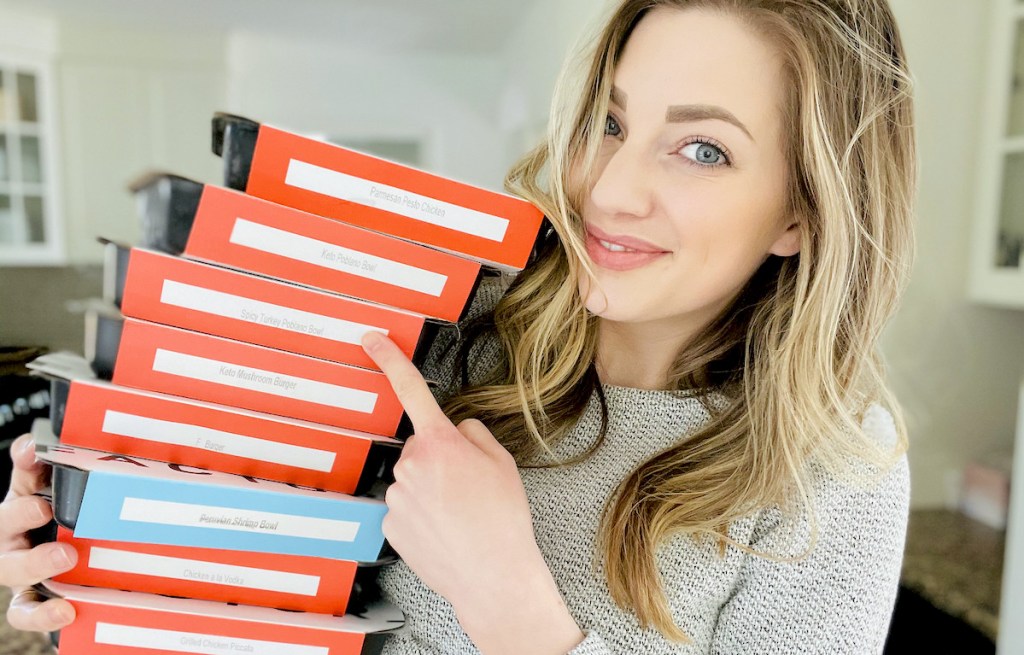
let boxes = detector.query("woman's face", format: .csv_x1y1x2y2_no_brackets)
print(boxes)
579,7,800,332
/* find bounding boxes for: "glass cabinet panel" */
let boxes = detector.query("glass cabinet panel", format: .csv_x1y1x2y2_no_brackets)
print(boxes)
0,194,11,243
20,135,42,183
1010,19,1024,136
998,153,1024,268
16,72,38,123
0,63,57,261
24,195,44,243
0,134,8,181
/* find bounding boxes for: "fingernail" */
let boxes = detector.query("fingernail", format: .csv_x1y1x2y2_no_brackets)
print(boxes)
48,602,73,625
29,499,47,522
50,545,72,569
362,331,383,353
17,437,35,457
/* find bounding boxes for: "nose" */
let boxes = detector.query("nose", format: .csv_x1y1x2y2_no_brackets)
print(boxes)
588,141,654,218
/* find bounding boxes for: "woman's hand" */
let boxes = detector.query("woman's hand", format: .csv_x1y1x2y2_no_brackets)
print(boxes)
362,332,584,655
1,434,77,632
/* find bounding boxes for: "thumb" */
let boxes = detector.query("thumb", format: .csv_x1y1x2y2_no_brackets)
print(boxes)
455,418,509,460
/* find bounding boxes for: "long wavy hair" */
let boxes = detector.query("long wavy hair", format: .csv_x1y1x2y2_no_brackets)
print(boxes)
445,0,915,642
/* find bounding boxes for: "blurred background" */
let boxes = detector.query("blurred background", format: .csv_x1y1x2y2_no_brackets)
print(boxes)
0,0,1021,653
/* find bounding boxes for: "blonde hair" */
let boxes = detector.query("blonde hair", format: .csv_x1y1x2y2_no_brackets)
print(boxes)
445,0,915,642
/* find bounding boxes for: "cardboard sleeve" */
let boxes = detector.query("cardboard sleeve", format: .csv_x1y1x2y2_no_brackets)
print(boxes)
41,580,401,655
131,172,482,323
42,524,383,616
89,314,409,437
107,242,442,372
48,377,401,496
212,112,545,271
35,434,391,563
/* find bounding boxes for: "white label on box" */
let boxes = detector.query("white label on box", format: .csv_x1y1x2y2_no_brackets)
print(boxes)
151,349,378,414
160,279,390,345
88,546,322,595
229,218,447,297
94,623,329,655
119,498,361,542
101,410,336,473
285,158,511,242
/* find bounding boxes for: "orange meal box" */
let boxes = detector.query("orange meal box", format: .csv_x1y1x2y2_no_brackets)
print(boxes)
213,112,545,271
88,315,408,437
52,526,380,615
32,432,389,563
41,580,402,655
106,242,441,372
132,173,482,323
26,351,401,495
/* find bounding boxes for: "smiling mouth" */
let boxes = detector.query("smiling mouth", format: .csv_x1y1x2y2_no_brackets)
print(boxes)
585,225,668,254
596,238,642,253
584,232,670,271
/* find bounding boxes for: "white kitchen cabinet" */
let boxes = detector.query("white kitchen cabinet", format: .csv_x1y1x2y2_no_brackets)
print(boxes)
971,0,1024,307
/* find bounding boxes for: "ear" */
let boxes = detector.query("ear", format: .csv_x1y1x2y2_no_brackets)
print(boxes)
768,218,802,257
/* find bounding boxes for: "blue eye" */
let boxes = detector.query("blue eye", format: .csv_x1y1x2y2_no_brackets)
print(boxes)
680,141,731,167
604,114,622,137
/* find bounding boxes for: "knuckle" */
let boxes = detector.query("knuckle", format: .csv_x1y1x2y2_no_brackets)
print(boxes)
9,463,49,498
391,456,413,481
24,544,70,583
457,418,484,432
421,420,453,440
19,496,49,527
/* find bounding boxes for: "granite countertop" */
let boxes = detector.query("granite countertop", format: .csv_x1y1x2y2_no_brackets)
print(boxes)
900,508,1005,641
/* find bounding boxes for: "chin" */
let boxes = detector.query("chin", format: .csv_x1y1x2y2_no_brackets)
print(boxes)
581,287,645,323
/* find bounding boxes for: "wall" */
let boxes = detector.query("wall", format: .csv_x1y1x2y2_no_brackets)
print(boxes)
497,0,612,158
57,21,226,263
0,265,101,352
225,32,507,190
885,0,1024,507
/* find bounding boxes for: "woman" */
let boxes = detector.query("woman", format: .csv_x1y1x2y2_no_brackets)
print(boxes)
2,0,914,652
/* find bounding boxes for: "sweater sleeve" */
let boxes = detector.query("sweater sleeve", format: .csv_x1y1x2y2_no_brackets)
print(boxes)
709,406,910,655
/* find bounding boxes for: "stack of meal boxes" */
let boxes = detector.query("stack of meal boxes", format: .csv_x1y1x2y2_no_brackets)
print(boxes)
27,113,544,655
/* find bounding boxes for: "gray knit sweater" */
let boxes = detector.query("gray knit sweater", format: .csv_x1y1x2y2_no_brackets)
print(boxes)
377,277,910,654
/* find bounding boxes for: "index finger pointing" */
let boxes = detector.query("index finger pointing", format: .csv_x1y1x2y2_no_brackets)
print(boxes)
362,331,450,433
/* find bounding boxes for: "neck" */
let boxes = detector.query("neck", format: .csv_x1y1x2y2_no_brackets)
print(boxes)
596,317,704,390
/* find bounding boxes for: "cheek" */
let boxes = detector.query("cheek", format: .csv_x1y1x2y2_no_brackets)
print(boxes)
577,273,609,315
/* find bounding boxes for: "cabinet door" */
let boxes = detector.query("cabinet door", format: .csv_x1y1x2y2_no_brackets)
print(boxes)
0,55,63,265
970,1,1024,307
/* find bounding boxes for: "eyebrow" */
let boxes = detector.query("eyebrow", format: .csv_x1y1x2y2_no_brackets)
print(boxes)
667,104,755,142
609,86,755,143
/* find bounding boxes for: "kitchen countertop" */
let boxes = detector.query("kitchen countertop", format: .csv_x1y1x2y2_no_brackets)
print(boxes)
900,508,1005,641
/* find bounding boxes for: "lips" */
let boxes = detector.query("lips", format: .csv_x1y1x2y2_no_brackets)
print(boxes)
583,225,670,272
